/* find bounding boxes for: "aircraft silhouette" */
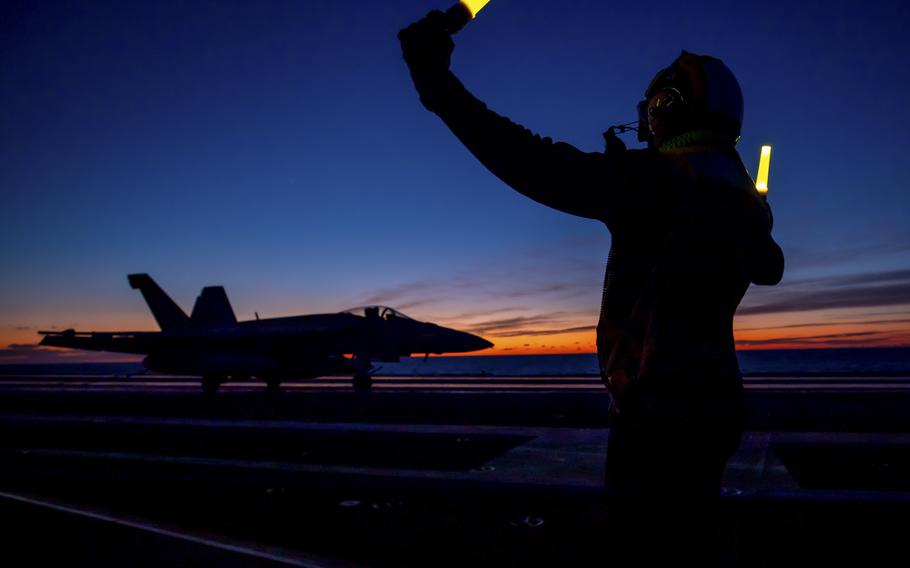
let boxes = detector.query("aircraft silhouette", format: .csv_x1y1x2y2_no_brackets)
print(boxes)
39,274,493,394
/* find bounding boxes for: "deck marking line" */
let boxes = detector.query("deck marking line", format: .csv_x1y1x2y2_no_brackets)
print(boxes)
0,490,355,568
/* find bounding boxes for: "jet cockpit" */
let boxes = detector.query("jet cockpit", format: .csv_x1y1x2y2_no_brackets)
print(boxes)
340,306,413,320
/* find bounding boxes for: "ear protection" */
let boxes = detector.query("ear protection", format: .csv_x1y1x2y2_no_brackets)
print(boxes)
637,56,692,144
630,52,744,147
637,86,687,143
648,87,685,116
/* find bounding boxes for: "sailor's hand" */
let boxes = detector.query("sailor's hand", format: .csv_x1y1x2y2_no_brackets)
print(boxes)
761,197,774,231
398,11,454,75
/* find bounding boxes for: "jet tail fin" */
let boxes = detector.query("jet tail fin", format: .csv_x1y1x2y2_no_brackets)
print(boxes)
127,273,191,331
190,286,237,327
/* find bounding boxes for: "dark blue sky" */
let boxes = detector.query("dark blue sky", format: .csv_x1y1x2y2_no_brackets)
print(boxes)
2,0,909,357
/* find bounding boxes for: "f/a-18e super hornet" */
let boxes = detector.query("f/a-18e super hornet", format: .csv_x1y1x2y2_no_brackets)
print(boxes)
39,274,493,393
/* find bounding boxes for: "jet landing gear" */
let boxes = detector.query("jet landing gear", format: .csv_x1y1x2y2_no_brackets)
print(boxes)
352,354,373,392
352,373,373,392
201,375,223,396
264,377,282,394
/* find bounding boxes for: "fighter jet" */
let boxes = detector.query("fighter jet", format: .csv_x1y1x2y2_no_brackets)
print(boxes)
39,274,493,394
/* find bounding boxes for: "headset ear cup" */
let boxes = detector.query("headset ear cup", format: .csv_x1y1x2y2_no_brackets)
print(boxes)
651,87,684,117
668,88,684,110
647,87,687,141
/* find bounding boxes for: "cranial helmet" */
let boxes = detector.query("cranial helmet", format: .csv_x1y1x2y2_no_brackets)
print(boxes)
642,51,744,142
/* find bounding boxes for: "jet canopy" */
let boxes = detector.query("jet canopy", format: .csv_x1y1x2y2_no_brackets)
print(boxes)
340,306,413,321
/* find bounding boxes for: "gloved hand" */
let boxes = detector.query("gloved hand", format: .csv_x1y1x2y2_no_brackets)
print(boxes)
762,198,775,231
398,10,454,76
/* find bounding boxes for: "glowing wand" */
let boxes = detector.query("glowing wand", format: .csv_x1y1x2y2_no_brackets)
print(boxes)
444,0,491,34
755,145,772,199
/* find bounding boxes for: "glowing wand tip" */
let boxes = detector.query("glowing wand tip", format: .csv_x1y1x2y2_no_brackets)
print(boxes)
462,0,491,18
445,0,491,33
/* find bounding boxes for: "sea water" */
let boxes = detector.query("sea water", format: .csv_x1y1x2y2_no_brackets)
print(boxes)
4,347,906,377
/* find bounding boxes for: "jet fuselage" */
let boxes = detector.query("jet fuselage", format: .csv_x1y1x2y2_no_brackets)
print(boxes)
39,275,492,392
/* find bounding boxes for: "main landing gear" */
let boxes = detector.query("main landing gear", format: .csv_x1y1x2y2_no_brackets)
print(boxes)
265,377,282,394
352,354,373,392
352,372,373,392
202,374,223,396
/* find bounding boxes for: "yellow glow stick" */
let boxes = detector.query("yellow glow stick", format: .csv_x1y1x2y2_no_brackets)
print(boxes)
755,145,772,196
462,0,491,18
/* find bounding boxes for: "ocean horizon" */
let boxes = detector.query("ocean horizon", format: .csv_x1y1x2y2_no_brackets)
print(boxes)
1,346,908,377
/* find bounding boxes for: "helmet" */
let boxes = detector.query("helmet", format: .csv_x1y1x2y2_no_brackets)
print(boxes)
641,51,744,142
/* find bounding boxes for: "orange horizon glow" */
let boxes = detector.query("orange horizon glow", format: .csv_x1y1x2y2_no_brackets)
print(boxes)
6,334,909,359
4,307,910,361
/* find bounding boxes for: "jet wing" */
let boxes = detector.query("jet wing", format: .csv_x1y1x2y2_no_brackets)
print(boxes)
39,330,158,355
39,324,356,357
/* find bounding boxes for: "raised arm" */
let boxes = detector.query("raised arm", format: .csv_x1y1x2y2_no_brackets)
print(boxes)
398,11,619,220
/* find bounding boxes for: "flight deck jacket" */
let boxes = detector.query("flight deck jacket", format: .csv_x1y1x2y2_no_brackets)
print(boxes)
411,69,785,400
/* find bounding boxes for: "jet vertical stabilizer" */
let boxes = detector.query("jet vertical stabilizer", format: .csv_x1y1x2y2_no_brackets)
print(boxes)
191,286,237,327
127,273,191,331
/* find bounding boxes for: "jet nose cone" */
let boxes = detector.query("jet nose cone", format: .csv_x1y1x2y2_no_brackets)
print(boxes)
423,324,494,354
465,332,493,352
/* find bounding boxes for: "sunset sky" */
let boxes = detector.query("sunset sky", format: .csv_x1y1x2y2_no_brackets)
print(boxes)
2,0,909,363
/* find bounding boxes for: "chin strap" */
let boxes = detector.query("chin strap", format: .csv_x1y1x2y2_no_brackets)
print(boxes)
659,130,734,152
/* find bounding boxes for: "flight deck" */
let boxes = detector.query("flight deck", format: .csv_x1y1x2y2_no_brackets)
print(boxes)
0,375,909,566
